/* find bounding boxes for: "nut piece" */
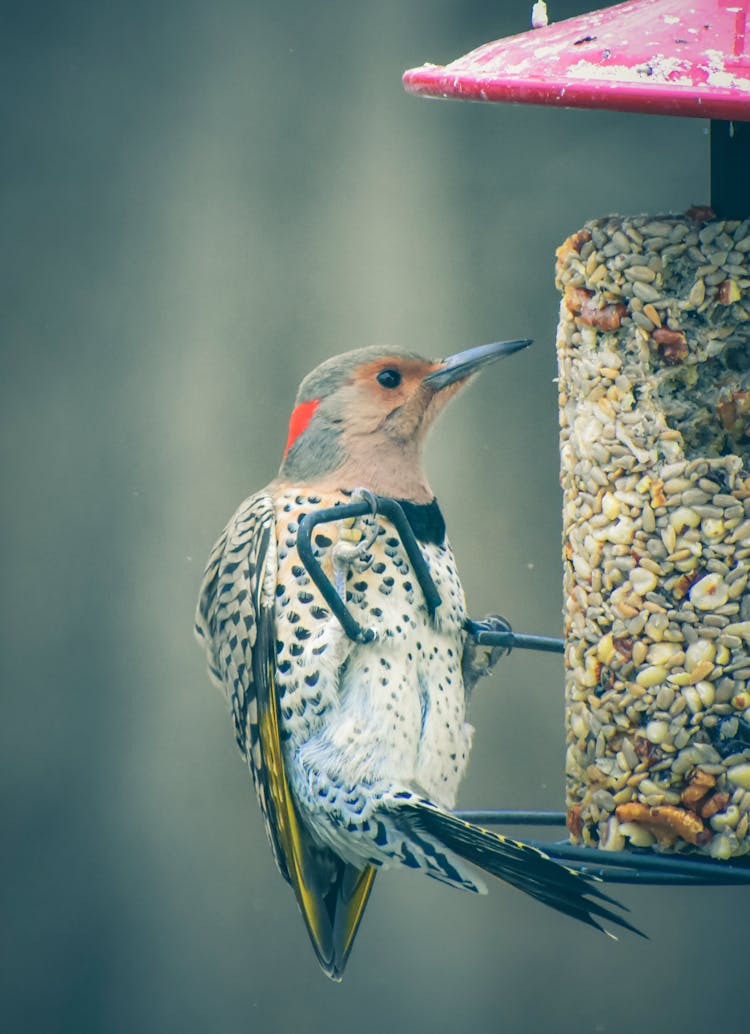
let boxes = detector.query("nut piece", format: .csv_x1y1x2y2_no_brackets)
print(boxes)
681,769,716,809
564,286,627,330
633,735,661,765
701,792,731,820
686,205,716,223
652,327,688,364
615,803,712,847
612,636,634,664
556,229,592,263
718,397,737,431
566,804,584,839
718,390,750,437
718,279,741,305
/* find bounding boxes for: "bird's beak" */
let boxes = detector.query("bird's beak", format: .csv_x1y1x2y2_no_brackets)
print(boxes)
423,338,532,391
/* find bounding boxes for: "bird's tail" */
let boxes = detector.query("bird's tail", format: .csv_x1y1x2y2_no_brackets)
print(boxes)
397,799,644,938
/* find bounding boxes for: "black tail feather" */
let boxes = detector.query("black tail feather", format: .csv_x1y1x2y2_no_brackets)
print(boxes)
294,848,377,981
402,803,645,938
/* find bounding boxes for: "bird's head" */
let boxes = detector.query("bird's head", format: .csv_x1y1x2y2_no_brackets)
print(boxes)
278,339,530,500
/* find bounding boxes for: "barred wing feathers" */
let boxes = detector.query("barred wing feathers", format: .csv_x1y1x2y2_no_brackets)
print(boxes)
195,492,375,979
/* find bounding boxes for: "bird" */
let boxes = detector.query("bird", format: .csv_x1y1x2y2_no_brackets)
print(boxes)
194,340,640,980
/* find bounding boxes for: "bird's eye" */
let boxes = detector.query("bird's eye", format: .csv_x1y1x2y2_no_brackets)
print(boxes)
377,368,402,389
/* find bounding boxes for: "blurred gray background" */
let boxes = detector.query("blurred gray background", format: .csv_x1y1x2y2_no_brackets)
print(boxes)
3,2,741,1032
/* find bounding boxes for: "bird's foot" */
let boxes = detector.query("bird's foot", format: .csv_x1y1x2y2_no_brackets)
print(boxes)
466,613,513,644
332,488,381,598
462,614,513,691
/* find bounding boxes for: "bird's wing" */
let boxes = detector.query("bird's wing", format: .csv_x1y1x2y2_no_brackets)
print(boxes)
195,492,375,979
195,493,288,872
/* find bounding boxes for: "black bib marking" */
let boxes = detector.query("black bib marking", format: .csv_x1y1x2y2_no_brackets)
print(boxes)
394,498,446,546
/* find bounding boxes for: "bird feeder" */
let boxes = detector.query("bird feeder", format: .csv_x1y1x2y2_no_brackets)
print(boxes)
404,0,750,217
400,0,750,882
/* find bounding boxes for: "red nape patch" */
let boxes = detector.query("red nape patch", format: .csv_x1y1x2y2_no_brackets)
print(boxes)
283,398,320,458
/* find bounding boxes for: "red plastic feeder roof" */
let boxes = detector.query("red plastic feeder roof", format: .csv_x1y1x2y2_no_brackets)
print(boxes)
403,0,750,121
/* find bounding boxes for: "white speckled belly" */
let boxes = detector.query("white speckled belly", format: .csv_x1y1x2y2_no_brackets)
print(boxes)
272,489,473,823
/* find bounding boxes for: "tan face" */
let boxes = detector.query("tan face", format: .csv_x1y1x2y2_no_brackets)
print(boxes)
334,356,467,444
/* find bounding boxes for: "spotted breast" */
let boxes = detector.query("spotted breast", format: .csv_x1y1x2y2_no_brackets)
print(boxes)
273,488,473,851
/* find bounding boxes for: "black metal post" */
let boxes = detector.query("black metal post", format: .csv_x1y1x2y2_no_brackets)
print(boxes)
710,119,750,219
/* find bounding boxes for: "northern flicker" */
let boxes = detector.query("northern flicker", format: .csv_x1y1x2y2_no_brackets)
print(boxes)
195,340,638,980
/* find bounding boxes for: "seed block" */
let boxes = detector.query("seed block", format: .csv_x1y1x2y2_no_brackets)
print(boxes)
557,212,750,858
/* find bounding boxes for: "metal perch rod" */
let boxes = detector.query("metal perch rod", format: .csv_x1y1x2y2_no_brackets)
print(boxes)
456,811,750,885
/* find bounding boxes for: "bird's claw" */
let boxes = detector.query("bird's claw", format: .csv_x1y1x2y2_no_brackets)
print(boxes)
467,613,513,648
351,486,379,517
462,613,513,692
331,487,381,598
